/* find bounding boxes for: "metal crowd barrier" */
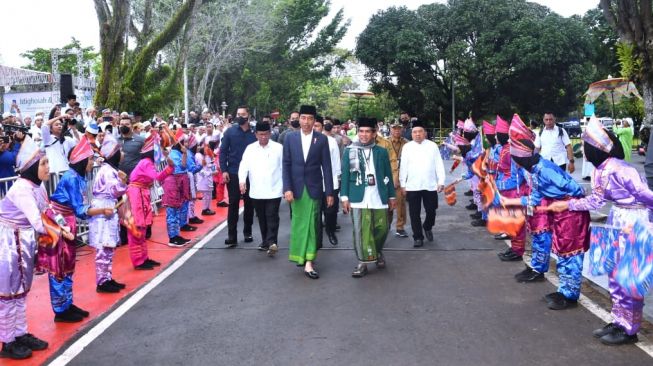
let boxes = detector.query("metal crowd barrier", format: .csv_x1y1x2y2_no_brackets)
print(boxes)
0,162,168,244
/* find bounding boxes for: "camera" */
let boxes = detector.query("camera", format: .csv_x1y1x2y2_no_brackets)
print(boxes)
1,136,10,144
68,118,78,126
1,123,30,136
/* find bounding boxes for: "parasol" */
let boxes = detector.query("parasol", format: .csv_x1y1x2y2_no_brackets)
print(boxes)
584,77,642,119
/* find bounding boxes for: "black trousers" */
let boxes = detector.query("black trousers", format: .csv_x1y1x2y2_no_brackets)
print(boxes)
406,190,438,240
227,173,254,239
322,188,339,233
252,198,281,246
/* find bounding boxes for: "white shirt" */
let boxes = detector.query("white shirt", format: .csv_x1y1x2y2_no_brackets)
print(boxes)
238,141,283,199
346,149,387,209
534,126,571,166
326,135,341,190
399,139,446,191
300,131,313,161
41,125,78,174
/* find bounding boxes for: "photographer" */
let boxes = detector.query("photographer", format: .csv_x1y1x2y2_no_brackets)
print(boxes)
42,107,79,174
0,131,23,195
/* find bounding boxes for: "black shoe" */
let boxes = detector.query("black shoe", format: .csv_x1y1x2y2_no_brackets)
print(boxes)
145,258,161,267
201,209,216,216
376,252,386,269
97,281,120,293
135,262,154,270
168,236,187,247
600,327,638,345
464,190,473,197
327,231,338,245
494,233,510,240
515,267,544,283
14,333,48,351
145,226,152,239
469,212,482,219
424,230,434,242
257,244,270,251
352,263,368,278
225,238,237,248
413,239,424,248
0,341,32,359
54,308,83,323
189,217,204,224
498,248,523,262
304,270,319,279
108,279,127,288
395,229,409,238
217,201,229,207
244,235,254,243
544,292,578,310
593,323,620,338
69,304,89,317
335,225,341,231
465,203,478,210
179,236,191,243
583,176,591,181
180,224,197,232
470,219,487,227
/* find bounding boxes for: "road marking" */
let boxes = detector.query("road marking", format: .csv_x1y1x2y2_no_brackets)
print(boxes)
504,240,653,357
48,210,237,366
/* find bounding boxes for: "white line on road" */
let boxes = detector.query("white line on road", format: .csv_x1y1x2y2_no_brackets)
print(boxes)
48,209,239,366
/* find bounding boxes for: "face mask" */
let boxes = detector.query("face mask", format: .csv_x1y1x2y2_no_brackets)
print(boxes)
290,120,300,128
237,117,248,126
119,126,131,135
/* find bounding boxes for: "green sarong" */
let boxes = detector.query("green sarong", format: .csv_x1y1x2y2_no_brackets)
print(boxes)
288,188,320,265
351,208,389,263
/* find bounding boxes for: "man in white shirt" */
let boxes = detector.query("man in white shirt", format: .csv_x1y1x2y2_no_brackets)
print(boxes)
239,121,283,256
399,120,446,247
534,112,575,173
41,110,79,174
314,116,341,245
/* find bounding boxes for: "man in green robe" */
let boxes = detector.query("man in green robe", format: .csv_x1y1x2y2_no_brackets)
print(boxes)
614,120,634,162
282,105,334,279
341,117,396,278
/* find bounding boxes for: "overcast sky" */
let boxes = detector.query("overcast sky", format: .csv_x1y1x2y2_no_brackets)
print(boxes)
0,0,599,68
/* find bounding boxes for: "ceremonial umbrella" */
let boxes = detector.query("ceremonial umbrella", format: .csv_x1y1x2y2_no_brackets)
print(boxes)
584,77,642,119
343,90,374,118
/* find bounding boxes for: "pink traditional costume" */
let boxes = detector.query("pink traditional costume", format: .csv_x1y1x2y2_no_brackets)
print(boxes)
459,119,485,224
88,133,128,292
127,132,173,268
185,133,203,225
566,117,653,345
508,114,590,310
38,136,95,322
0,137,52,359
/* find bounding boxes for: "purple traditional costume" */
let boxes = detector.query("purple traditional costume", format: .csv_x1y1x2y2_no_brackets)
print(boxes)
568,119,653,337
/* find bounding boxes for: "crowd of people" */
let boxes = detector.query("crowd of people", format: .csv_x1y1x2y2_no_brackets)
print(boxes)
0,94,651,360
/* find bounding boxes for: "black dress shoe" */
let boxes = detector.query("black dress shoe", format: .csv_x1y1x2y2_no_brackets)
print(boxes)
108,279,127,288
470,219,487,227
413,239,424,248
0,341,32,359
544,292,578,310
15,333,48,351
515,267,544,283
327,231,338,245
395,229,409,238
498,249,523,262
225,238,237,248
201,209,216,216
304,270,319,279
335,225,341,231
424,230,434,242
135,262,154,270
97,281,120,293
494,233,510,240
189,217,204,224
69,304,89,317
145,226,152,239
54,308,83,323
464,190,474,196
465,203,478,210
217,201,229,207
244,235,254,243
352,263,368,278
180,224,198,232
145,258,161,267
593,323,619,338
469,212,482,219
376,252,386,269
600,327,638,345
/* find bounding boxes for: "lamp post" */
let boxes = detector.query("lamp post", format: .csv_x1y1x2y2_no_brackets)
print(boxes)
438,106,443,142
221,101,227,119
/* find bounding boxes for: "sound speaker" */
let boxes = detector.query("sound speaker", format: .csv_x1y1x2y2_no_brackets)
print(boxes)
59,74,74,104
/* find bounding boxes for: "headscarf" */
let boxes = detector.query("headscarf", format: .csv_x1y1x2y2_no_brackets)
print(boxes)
20,157,42,186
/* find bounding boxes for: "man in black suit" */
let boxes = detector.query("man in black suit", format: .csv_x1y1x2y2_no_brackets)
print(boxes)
282,105,334,279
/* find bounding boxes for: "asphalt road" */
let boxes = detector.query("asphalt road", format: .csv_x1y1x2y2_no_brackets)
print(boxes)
65,198,652,366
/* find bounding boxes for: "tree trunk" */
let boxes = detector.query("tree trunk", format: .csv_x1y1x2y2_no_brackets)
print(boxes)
642,77,653,126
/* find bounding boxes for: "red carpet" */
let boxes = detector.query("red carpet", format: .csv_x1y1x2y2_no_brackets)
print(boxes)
5,199,228,366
